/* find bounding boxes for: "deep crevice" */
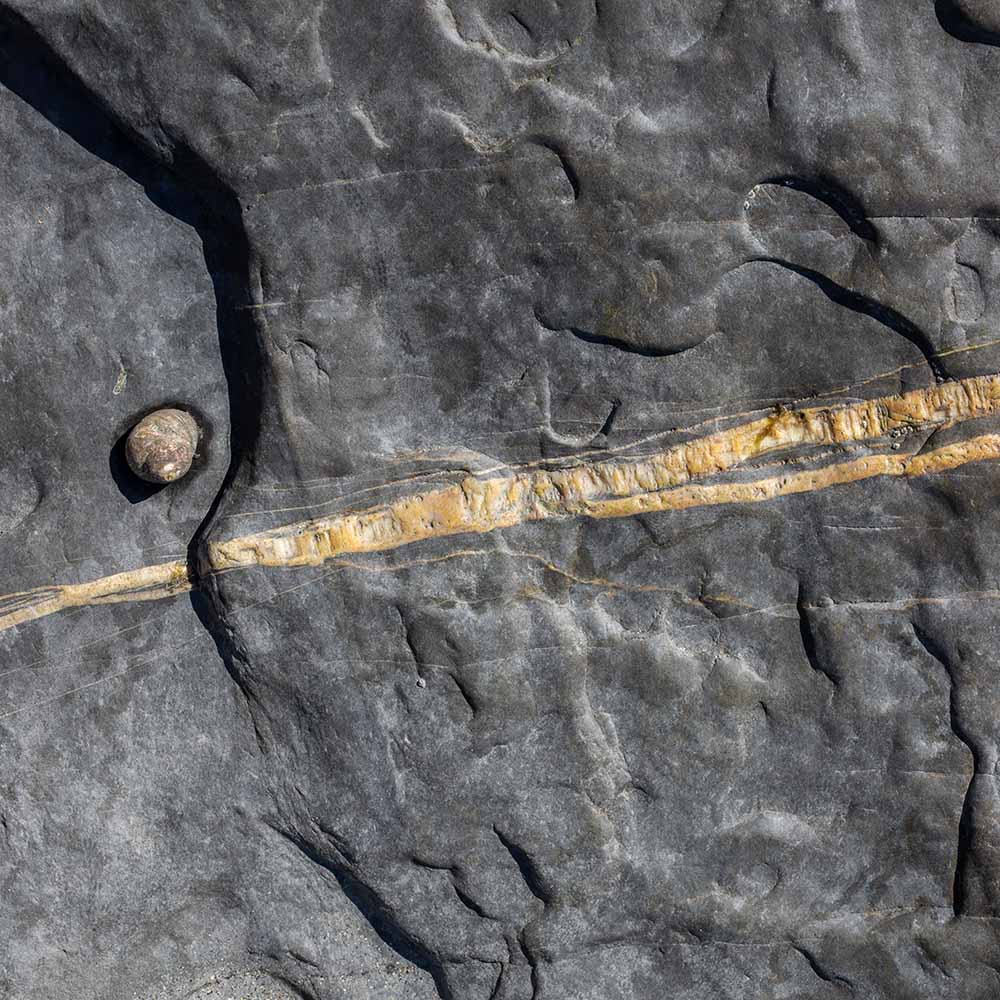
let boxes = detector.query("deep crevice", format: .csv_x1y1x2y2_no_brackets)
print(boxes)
0,3,265,632
190,588,271,756
935,0,1000,46
760,174,879,244
534,307,686,358
508,9,534,40
912,623,980,917
526,134,580,200
744,257,945,379
448,670,480,719
412,858,495,920
564,326,681,357
598,398,622,437
796,583,839,689
486,960,505,1000
269,823,455,1000
492,825,552,905
764,64,777,117
792,944,854,990
394,605,425,678
312,816,360,867
452,880,493,920
517,929,541,1000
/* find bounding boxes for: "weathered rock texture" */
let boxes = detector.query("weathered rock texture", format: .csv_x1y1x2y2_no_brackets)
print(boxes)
2,2,1000,998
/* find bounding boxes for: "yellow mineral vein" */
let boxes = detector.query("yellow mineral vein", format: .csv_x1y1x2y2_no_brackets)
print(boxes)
4,373,1000,636
0,560,191,634
587,433,1000,518
208,373,1000,570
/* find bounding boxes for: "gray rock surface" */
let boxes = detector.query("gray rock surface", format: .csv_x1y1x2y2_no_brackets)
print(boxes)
2,1,1000,997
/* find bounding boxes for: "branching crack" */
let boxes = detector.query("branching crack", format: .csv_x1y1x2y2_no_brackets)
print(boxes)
792,944,854,990
742,257,943,379
912,623,979,917
267,822,455,1000
493,825,552,905
796,582,838,689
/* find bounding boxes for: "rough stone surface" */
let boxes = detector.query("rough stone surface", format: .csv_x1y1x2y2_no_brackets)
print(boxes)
2,2,1000,998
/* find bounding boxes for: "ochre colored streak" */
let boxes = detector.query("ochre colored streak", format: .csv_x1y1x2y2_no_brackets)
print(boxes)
0,561,190,634
588,434,1000,518
209,374,1000,570
5,373,1000,636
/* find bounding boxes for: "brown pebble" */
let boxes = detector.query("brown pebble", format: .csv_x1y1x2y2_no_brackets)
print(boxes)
125,408,199,484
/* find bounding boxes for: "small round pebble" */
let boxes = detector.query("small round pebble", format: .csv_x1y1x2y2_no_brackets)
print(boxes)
125,408,199,484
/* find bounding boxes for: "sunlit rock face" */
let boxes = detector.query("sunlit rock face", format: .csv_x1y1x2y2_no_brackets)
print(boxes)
2,2,1000,998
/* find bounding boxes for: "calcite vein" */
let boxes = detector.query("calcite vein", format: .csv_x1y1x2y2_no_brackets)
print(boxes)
209,373,1000,569
0,561,192,633
4,373,1000,635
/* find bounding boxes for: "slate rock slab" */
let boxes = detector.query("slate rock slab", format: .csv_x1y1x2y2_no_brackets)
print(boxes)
1,2,1000,998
